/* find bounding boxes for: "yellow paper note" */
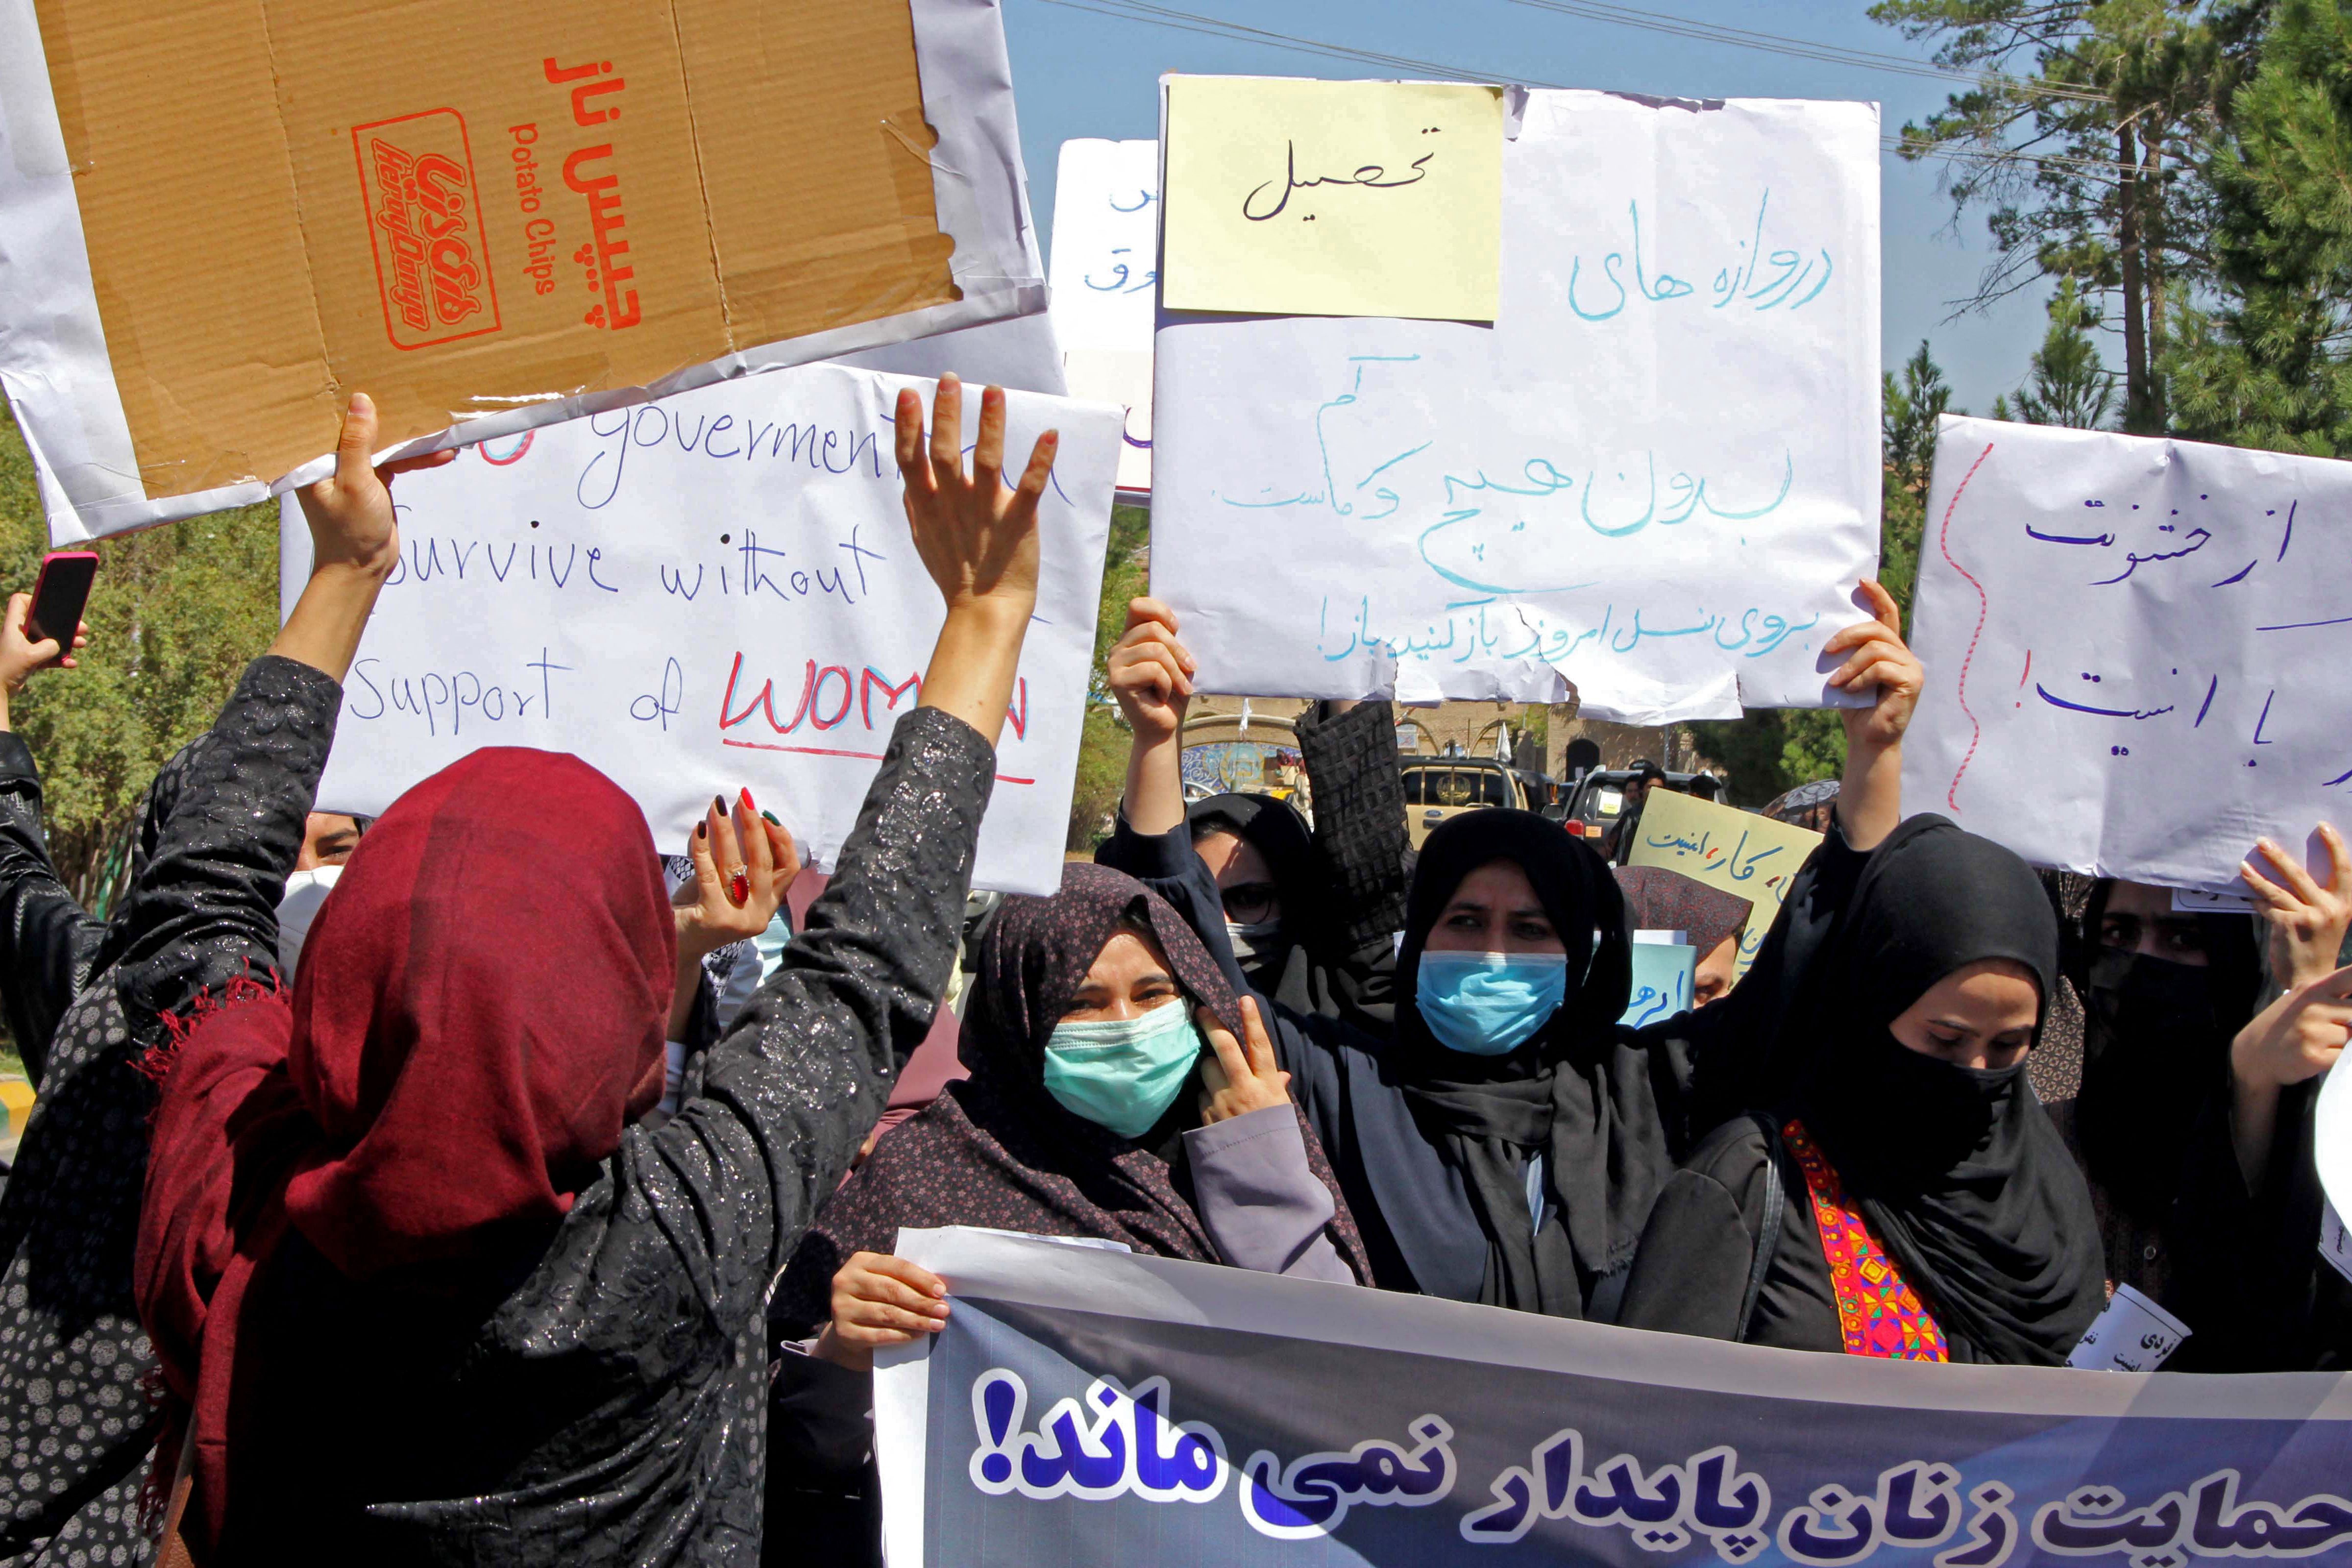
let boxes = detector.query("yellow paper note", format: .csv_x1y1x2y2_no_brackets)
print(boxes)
1161,76,1503,322
1626,790,1824,980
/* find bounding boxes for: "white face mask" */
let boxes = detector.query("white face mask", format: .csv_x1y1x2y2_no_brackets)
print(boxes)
276,865,343,982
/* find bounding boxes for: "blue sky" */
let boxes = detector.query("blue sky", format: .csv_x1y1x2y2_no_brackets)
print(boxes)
999,0,2064,413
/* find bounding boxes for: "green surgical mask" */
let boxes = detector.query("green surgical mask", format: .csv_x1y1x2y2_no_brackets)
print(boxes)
1042,1002,1203,1139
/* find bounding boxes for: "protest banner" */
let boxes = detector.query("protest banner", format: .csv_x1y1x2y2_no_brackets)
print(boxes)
279,364,1119,896
0,0,1045,542
1048,139,1159,494
1628,790,1821,980
1150,84,1881,722
1903,416,2352,895
874,1226,2352,1566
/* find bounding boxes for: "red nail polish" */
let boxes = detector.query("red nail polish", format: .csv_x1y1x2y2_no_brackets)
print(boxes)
739,786,756,814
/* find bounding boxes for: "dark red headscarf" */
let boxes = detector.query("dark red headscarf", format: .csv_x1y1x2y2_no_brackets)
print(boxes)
135,748,673,1552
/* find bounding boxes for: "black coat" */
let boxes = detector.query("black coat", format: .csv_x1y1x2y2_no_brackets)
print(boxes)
0,657,337,1568
219,707,995,1564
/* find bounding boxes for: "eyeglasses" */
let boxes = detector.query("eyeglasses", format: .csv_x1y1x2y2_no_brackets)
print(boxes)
1219,882,1280,924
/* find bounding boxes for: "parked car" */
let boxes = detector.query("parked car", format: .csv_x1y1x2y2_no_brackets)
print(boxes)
1399,758,1531,847
1558,768,1717,848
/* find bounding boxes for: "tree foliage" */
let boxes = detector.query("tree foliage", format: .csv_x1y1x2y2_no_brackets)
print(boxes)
1871,0,2248,431
0,405,281,911
2005,275,2123,426
1066,503,1152,850
2167,0,2352,456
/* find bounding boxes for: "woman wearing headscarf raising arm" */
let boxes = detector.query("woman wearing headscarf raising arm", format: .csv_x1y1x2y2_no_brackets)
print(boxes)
132,376,1056,1564
1097,584,1923,1319
0,400,451,1568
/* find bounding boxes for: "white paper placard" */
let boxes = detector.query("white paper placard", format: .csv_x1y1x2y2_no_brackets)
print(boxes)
2319,1048,2352,1234
282,364,1120,896
1148,88,1882,722
1904,415,2352,893
1048,140,1159,493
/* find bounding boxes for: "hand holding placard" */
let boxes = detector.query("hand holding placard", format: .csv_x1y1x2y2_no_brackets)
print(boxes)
273,393,457,685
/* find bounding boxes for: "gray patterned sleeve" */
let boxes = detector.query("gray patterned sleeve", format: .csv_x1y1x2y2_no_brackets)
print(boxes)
643,705,996,1291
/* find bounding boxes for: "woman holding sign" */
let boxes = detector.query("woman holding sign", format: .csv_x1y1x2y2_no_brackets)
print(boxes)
1097,583,1925,1320
765,863,1370,1565
131,376,1057,1562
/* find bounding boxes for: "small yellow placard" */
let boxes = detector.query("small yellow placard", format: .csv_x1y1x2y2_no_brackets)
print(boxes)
1160,76,1504,322
1626,789,1825,980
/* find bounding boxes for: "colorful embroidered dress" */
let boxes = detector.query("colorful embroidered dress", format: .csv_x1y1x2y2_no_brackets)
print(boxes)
1783,1119,1949,1361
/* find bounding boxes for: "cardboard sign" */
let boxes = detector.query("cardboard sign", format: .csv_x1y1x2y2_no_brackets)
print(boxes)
1904,416,2352,893
1161,77,1503,322
279,364,1120,896
1149,87,1882,722
1049,139,1159,494
1626,790,1823,980
0,0,1045,541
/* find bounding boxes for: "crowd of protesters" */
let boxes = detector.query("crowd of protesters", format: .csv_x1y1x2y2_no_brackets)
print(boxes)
0,379,2343,1567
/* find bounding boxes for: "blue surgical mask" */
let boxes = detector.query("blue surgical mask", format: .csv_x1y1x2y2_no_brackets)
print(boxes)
1042,1002,1203,1138
1416,952,1569,1056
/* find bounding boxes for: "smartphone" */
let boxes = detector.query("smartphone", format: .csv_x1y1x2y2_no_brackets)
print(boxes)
25,552,98,664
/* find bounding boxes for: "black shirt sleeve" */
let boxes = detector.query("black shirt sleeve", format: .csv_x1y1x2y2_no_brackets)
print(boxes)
0,733,104,1087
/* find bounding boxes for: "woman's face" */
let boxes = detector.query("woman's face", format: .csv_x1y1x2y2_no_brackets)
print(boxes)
1062,929,1185,1023
1424,858,1567,955
1889,959,2041,1070
2097,880,2210,966
1693,934,1740,1005
1196,830,1280,925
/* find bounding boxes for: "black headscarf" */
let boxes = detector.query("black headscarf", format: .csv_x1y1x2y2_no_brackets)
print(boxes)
2068,881,2262,1219
1189,793,1323,998
1391,810,1644,1317
1791,816,2104,1365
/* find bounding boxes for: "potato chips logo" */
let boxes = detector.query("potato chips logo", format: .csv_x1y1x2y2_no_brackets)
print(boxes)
353,110,501,350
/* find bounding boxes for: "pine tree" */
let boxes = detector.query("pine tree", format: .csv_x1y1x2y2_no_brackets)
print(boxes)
2011,276,2122,427
1871,0,2238,431
2167,0,2352,456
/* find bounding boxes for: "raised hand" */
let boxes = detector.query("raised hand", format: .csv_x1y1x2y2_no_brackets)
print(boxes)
1196,997,1293,1124
0,592,88,733
1823,579,1922,754
294,392,454,575
674,787,798,963
1107,597,1195,744
895,375,1056,747
1824,579,1924,852
2242,825,2352,992
896,374,1052,615
2229,962,2352,1188
273,392,456,683
814,1251,951,1372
